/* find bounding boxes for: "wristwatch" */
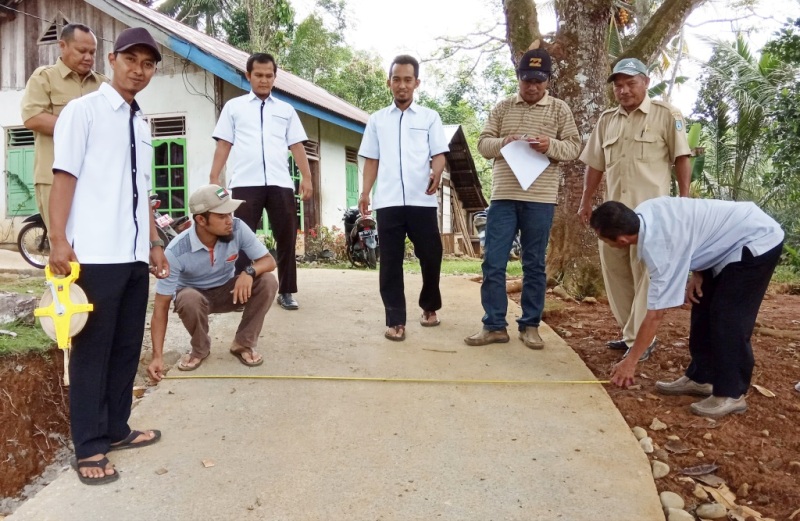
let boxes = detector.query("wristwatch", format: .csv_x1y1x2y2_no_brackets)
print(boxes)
149,239,165,249
244,265,257,278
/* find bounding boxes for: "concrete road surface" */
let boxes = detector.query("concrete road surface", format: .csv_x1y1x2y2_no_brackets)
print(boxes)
8,269,664,521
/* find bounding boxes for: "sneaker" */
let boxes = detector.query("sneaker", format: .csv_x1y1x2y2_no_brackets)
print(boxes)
655,375,713,396
622,339,657,362
690,395,747,418
277,293,299,310
519,326,544,350
606,339,628,351
464,328,510,346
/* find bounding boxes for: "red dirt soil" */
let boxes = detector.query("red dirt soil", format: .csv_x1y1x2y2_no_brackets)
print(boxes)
0,349,69,502
530,289,800,520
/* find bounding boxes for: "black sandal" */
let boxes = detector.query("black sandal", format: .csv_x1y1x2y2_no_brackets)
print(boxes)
109,429,162,451
73,456,119,486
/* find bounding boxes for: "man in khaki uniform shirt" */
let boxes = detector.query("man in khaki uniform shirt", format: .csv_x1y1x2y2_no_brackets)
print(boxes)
578,58,691,361
21,23,107,229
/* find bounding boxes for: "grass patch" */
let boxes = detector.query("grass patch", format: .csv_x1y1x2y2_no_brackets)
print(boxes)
0,274,46,295
0,320,55,356
772,265,800,285
299,258,522,277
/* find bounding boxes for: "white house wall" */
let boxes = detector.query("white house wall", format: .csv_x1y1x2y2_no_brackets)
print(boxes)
317,118,363,229
137,65,218,200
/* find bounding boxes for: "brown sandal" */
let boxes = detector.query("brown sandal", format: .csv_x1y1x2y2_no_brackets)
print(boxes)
230,345,264,367
384,325,406,341
420,311,440,327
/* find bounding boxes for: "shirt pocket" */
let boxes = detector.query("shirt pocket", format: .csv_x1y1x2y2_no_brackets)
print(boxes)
635,132,663,162
601,135,621,169
52,97,71,116
269,115,288,139
407,127,429,154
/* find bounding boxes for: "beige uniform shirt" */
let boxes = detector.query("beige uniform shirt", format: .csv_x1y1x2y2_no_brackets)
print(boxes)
478,93,581,204
579,96,691,207
20,58,107,185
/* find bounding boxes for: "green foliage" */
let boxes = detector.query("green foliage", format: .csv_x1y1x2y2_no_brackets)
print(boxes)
304,225,345,262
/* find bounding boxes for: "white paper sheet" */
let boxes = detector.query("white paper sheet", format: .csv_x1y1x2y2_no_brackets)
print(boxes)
500,140,551,190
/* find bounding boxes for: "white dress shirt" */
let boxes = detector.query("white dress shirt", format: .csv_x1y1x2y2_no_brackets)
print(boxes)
358,101,449,209
52,83,152,264
636,197,784,310
213,91,308,190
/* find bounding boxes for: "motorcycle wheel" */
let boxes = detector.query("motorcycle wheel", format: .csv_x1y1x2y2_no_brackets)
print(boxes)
17,221,49,269
366,247,377,269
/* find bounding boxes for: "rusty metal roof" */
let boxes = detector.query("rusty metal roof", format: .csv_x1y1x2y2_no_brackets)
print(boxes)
86,0,369,130
443,125,487,211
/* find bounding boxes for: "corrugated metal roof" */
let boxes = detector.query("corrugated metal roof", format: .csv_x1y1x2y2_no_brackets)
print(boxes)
95,0,369,126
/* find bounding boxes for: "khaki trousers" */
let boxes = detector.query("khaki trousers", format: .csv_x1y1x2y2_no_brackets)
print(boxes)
598,240,653,347
35,183,51,230
174,273,278,358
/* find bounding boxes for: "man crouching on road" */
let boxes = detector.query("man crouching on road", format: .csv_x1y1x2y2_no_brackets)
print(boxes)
148,184,278,380
591,198,783,418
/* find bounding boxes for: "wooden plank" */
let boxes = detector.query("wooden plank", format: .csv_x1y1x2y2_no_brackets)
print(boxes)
451,193,475,258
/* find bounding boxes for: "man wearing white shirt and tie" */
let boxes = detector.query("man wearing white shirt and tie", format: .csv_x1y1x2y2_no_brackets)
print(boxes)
358,55,449,342
592,197,784,418
209,53,312,311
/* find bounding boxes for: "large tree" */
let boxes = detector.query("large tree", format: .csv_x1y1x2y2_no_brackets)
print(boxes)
501,0,709,295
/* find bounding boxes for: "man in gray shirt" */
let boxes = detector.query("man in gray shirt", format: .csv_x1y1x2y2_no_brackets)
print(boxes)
591,197,783,418
148,185,278,378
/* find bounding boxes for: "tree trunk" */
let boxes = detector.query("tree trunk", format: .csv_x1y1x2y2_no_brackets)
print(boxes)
503,0,541,63
621,0,710,63
547,0,613,296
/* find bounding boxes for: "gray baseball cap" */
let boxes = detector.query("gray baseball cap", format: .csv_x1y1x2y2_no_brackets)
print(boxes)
607,58,648,82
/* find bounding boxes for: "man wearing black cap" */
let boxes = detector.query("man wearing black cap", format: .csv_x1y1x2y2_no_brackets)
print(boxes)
465,44,581,349
577,58,692,362
49,27,167,485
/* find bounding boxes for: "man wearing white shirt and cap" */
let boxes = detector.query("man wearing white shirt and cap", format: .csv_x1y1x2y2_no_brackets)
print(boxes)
591,197,784,418
49,27,168,486
210,53,312,311
358,55,449,341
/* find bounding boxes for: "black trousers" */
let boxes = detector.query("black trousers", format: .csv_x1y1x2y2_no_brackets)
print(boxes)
232,185,298,295
376,206,442,326
686,243,783,398
69,262,149,459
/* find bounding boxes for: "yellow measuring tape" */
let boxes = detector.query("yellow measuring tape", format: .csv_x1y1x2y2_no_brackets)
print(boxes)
164,374,610,385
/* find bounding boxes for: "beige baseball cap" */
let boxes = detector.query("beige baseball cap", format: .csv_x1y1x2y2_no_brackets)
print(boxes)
189,185,243,214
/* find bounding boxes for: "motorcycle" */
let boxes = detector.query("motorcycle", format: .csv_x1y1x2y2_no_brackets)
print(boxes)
472,209,522,260
151,194,191,244
342,207,379,269
17,214,49,269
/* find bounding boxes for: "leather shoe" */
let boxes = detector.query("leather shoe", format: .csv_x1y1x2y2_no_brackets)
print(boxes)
622,339,657,361
655,375,713,396
606,339,628,350
690,395,747,418
277,293,299,310
519,326,544,350
464,328,510,346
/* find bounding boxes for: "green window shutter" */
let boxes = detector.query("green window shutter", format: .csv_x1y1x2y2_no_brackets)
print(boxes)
6,147,37,216
151,138,188,217
346,162,358,208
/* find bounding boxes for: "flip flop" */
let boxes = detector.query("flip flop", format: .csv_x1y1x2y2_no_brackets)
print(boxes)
72,456,119,486
109,429,162,451
230,347,264,367
420,312,440,327
177,354,207,371
384,325,406,341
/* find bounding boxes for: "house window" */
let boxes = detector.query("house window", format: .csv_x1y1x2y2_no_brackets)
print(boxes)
345,147,358,209
39,14,69,45
150,115,188,218
5,128,36,217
